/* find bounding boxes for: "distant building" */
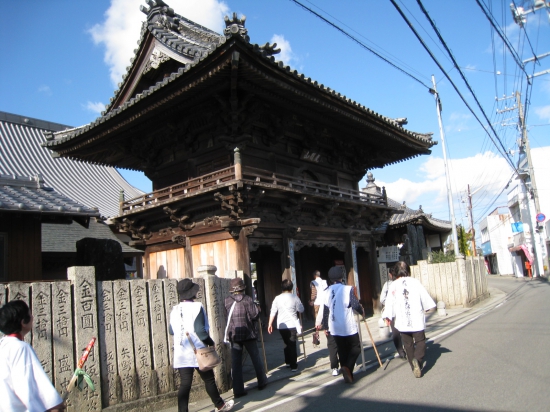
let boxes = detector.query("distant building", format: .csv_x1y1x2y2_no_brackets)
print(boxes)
479,207,513,275
0,111,145,279
506,146,550,277
364,173,452,268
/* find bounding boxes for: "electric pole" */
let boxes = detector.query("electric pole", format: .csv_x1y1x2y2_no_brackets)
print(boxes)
431,75,460,256
468,184,477,256
515,91,544,276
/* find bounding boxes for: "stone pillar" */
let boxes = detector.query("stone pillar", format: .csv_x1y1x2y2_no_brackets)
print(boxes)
456,256,469,307
345,238,360,296
31,282,53,380
8,282,31,343
148,280,171,395
52,281,74,406
130,280,154,399
163,279,179,391
199,265,231,392
112,280,137,402
97,281,119,406
67,266,102,412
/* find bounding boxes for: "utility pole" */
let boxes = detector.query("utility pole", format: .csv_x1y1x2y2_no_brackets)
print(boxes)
468,185,477,256
431,75,460,256
515,91,544,276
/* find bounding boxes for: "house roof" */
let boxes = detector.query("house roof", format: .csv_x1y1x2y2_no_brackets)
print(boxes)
0,174,100,219
42,1,436,172
0,111,144,217
387,197,452,232
42,218,143,254
362,172,451,232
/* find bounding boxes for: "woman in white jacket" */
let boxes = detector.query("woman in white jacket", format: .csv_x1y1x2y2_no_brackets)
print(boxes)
169,279,233,412
382,261,435,378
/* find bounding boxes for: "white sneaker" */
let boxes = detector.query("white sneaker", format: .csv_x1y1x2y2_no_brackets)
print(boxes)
218,400,234,411
332,368,339,376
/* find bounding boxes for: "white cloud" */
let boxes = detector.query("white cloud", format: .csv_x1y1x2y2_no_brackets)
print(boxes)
374,152,512,216
89,0,229,87
38,85,51,95
445,112,472,133
270,34,295,67
535,105,550,121
84,101,106,114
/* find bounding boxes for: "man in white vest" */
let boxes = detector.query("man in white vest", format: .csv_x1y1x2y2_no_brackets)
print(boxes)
320,266,364,384
310,270,328,320
382,261,435,378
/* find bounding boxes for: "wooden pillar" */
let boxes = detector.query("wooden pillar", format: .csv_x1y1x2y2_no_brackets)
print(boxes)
235,227,251,291
184,236,193,278
281,231,296,291
344,235,358,290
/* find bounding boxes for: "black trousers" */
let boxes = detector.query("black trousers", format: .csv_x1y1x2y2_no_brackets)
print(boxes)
400,330,427,368
177,367,224,412
279,327,298,369
390,319,404,355
231,339,267,395
326,333,340,369
333,333,361,373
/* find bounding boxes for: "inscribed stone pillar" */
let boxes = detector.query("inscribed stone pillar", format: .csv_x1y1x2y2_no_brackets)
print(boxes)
67,266,102,412
8,282,31,343
97,281,119,406
163,278,179,391
147,279,170,395
199,266,231,392
130,280,154,399
348,239,360,296
378,264,388,288
288,240,297,295
52,281,74,407
113,280,137,402
31,282,53,381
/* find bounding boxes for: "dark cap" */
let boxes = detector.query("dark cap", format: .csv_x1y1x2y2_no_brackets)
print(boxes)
177,278,200,300
230,278,246,293
328,266,345,280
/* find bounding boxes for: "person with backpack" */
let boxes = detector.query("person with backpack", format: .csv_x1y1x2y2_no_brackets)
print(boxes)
224,278,267,398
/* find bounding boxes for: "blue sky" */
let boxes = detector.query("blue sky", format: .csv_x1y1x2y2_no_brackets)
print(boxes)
1,0,549,230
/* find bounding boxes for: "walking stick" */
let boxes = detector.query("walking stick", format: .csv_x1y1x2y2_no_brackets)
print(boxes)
362,316,383,367
298,312,307,359
356,314,366,371
257,316,268,373
62,337,96,401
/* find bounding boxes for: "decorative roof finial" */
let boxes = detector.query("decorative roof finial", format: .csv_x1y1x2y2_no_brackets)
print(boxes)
363,172,381,195
224,12,249,42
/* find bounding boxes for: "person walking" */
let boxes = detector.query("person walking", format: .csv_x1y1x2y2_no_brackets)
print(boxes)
380,268,406,361
0,300,66,412
267,279,304,372
309,270,328,321
315,295,340,376
382,261,436,378
169,279,234,412
224,278,267,398
320,266,364,384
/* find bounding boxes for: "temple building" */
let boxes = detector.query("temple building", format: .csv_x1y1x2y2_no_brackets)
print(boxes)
44,1,436,313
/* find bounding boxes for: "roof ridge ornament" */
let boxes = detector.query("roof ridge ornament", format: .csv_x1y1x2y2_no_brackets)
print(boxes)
259,42,281,57
141,0,179,30
224,12,249,42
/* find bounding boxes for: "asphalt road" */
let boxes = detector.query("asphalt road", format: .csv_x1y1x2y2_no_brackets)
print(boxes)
203,276,550,412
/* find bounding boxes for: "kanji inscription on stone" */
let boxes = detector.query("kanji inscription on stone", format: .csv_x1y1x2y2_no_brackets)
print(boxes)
147,279,170,393
31,282,53,381
97,281,118,406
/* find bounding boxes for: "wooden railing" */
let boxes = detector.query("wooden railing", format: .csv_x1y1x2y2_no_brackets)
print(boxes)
241,166,387,205
120,165,387,214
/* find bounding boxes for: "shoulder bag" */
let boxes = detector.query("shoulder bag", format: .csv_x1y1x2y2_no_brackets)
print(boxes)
186,332,222,372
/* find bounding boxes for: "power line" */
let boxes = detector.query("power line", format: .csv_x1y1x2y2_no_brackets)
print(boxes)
390,0,519,174
415,0,517,171
475,0,531,82
288,0,432,90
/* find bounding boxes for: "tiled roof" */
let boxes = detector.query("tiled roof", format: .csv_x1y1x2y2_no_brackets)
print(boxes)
387,197,452,231
0,174,100,217
42,218,142,254
0,111,144,217
44,1,436,151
